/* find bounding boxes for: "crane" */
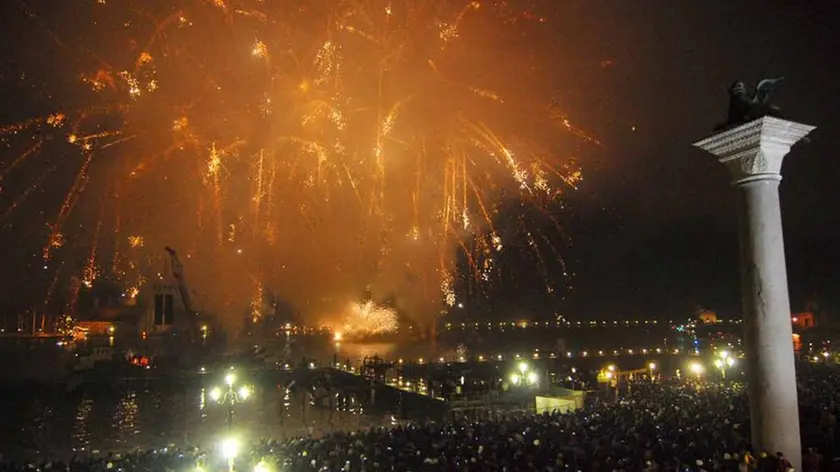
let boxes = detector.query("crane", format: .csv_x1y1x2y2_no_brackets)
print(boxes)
164,246,197,315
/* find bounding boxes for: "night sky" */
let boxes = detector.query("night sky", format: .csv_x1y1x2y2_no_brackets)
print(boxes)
1,1,839,324
550,1,840,321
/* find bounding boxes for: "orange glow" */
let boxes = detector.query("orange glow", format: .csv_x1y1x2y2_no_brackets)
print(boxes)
3,1,592,329
792,333,802,352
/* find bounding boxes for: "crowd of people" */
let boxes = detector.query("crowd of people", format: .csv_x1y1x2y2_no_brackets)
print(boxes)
2,364,839,471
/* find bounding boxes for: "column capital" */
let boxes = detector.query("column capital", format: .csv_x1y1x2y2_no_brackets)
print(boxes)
693,117,815,185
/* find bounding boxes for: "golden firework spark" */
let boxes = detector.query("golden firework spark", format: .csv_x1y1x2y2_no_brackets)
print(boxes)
0,0,590,325
341,300,399,337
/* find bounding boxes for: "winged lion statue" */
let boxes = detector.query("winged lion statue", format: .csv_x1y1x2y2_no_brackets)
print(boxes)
714,77,785,132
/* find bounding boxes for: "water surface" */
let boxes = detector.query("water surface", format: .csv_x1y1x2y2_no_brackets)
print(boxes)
0,379,379,461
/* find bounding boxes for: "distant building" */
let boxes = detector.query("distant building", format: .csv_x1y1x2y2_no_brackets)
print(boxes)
698,310,718,324
73,280,145,338
73,256,192,337
792,312,815,330
138,256,191,335
75,320,115,337
76,280,134,320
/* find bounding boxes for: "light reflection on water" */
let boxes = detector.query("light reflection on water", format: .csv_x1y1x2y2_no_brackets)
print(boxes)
0,382,377,461
114,391,139,438
74,398,93,449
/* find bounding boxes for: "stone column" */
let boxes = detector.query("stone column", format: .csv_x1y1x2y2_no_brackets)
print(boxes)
694,116,815,471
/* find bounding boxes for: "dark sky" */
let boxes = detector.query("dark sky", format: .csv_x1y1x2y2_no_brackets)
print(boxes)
546,0,840,320
1,1,839,323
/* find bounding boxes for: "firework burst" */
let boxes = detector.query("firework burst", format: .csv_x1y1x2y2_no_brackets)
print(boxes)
0,0,590,326
340,300,400,338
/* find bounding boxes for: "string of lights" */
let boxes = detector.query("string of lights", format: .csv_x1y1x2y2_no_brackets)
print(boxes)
443,318,743,330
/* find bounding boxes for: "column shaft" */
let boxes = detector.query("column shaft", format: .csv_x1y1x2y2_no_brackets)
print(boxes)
736,177,801,470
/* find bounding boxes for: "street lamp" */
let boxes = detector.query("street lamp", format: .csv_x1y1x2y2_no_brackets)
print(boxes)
210,370,252,432
595,364,617,386
510,363,539,387
714,351,736,379
526,371,539,385
648,362,656,382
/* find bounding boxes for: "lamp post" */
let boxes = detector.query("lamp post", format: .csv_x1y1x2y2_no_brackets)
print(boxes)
210,370,251,433
596,365,619,401
714,351,736,379
648,362,656,382
509,362,539,387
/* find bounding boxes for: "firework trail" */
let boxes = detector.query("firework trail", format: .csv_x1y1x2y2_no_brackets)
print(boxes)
0,0,590,327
